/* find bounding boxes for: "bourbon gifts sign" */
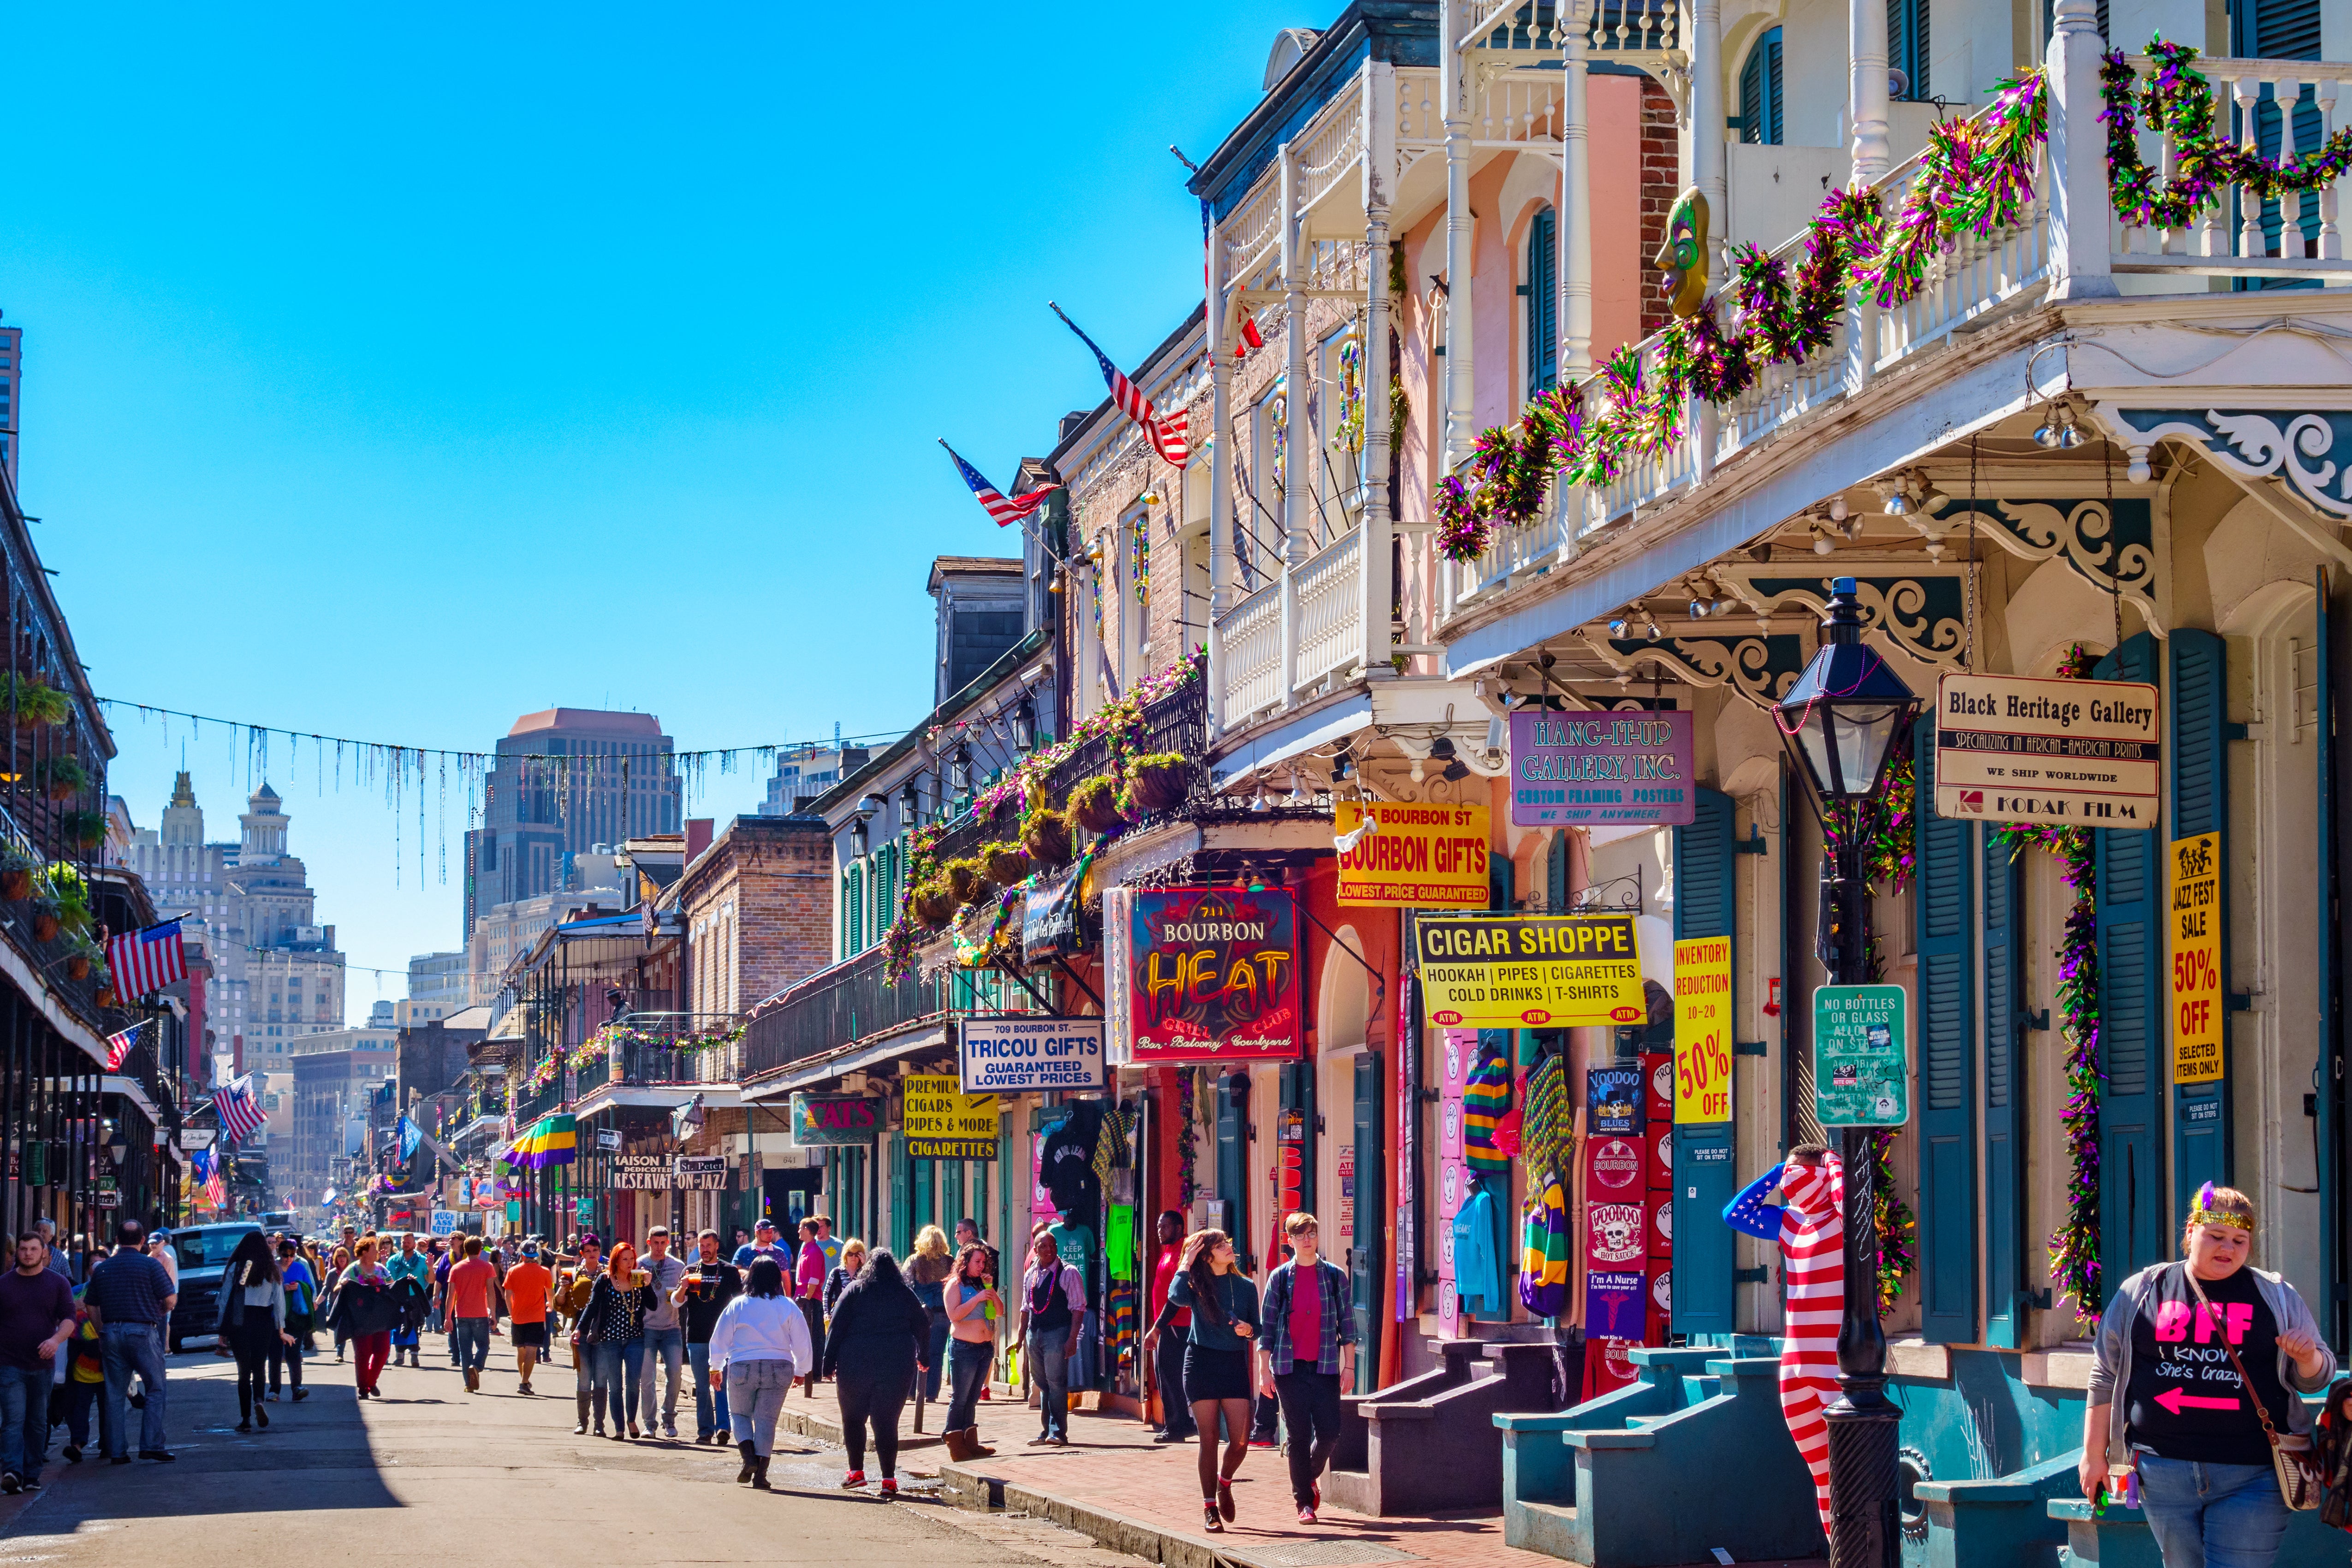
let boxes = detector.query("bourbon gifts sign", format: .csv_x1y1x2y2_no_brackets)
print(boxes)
1127,886,1302,1063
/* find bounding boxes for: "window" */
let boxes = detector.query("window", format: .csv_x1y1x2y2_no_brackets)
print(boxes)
1889,0,1928,100
1523,206,1557,398
1737,29,1784,144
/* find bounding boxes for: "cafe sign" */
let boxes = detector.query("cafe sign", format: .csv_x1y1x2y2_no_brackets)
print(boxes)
1508,710,1695,828
789,1092,881,1146
1128,887,1302,1062
1333,801,1490,907
1413,914,1646,1029
1931,671,2160,827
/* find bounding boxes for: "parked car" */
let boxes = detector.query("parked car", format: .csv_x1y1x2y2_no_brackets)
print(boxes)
161,1220,262,1353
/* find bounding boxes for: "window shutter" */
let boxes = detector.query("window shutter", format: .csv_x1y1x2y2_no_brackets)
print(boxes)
1279,1060,1317,1217
1672,788,1738,1340
890,1133,911,1257
2169,629,2232,1215
1737,31,1784,144
2096,633,2166,1300
2319,571,2344,1347
1888,0,1928,98
1526,207,1558,398
1982,827,2026,1348
1217,1071,1251,1265
1915,727,1978,1343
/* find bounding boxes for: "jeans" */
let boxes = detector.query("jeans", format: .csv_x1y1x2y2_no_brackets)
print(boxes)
99,1322,166,1458
0,1364,49,1482
945,1339,992,1431
922,1313,949,1402
62,1379,107,1454
1025,1325,1071,1439
451,1318,490,1372
1274,1364,1346,1507
641,1326,683,1427
2137,1454,2291,1568
725,1358,792,1455
687,1342,731,1439
587,1338,643,1429
1156,1336,1195,1436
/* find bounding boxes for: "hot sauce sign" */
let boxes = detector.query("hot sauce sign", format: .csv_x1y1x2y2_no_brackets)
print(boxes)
1127,886,1302,1061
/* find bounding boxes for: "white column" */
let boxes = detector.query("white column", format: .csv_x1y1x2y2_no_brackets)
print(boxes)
1561,0,1593,379
1441,0,1475,468
1849,0,1890,184
1364,61,1397,681
1279,138,1303,708
2047,0,2119,298
1689,0,1723,482
1207,214,1232,739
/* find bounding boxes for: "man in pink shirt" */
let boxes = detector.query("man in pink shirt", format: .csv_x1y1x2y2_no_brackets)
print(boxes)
794,1219,828,1396
443,1237,499,1394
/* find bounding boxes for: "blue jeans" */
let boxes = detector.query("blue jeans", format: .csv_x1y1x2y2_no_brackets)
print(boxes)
451,1318,490,1372
2137,1454,2290,1568
587,1338,643,1429
1025,1325,1070,1439
0,1364,49,1482
922,1314,949,1402
100,1322,166,1458
641,1326,683,1429
686,1342,731,1440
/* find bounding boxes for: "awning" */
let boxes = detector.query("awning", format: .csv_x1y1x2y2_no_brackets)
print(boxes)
574,1082,746,1116
741,1023,948,1102
101,1075,160,1123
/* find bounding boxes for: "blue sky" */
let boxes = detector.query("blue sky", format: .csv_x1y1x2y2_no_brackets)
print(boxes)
9,5,1290,1014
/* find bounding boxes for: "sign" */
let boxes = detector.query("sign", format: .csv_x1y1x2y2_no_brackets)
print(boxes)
1332,800,1491,907
95,1189,120,1209
2169,831,2224,1085
612,1154,673,1191
429,1210,461,1236
1587,1136,1648,1194
1022,859,1089,961
790,1093,880,1146
1672,937,1734,1124
1509,709,1695,827
1414,914,1646,1028
596,1128,622,1152
1813,985,1909,1127
960,1014,1105,1094
177,1128,216,1151
1585,1270,1647,1337
1127,887,1302,1062
1587,1065,1645,1136
903,1074,1000,1161
505,1200,522,1223
674,1154,728,1191
1932,671,2161,827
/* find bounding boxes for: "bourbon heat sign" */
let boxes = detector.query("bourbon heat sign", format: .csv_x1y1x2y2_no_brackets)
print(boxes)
1126,887,1303,1062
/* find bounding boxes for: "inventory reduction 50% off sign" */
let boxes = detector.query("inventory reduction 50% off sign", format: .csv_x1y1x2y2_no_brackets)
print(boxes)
1414,914,1647,1029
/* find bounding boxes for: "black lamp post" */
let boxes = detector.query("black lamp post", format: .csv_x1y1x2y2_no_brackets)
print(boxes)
1771,576,1921,1568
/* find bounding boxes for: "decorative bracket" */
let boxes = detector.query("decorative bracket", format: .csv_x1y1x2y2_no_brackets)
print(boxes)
1713,567,1972,670
1579,630,1809,708
2108,406,2352,518
1930,497,2164,636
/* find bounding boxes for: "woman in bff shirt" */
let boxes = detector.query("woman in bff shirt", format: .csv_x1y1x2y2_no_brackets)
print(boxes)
2084,1184,2336,1568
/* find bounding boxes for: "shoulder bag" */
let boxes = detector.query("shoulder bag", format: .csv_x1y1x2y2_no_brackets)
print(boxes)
2184,1267,2323,1510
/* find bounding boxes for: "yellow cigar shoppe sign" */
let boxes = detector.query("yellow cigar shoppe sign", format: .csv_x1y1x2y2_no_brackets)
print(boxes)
1414,914,1646,1028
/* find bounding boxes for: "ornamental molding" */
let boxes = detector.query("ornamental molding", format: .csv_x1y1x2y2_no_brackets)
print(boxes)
2110,406,2352,520
1930,497,2164,635
1711,568,1971,671
1577,630,1809,709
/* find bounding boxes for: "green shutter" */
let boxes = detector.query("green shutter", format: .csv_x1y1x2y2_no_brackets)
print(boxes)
2169,629,2231,1218
1217,1071,1251,1265
1547,830,1574,913
1982,833,2027,1348
1737,29,1784,143
1916,727,1978,1343
1278,1060,1317,1218
2097,634,2166,1300
1672,788,1738,1340
2321,571,2345,1348
913,1150,934,1235
1526,208,1557,397
1350,1051,1384,1395
889,1132,911,1257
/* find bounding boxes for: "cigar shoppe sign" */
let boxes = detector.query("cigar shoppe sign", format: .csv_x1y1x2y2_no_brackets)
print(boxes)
1414,914,1647,1029
1126,886,1301,1062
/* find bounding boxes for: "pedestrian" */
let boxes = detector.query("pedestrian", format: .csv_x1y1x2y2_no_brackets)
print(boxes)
820,1247,928,1496
269,1238,313,1404
502,1241,552,1395
214,1232,293,1434
432,1238,460,1367
823,1238,868,1319
331,1236,398,1400
1145,1211,1194,1443
443,1237,498,1394
321,1245,353,1360
675,1230,741,1445
1014,1230,1086,1449
83,1219,178,1463
574,1240,654,1439
794,1218,829,1397
58,1290,108,1465
638,1226,688,1439
1258,1213,1356,1524
732,1217,791,1271
815,1215,842,1275
385,1234,431,1368
558,1234,603,1431
907,1226,953,1404
1150,1228,1261,1533
954,1218,996,1407
0,1231,75,1493
2082,1183,2336,1567
940,1242,1002,1462
707,1256,809,1491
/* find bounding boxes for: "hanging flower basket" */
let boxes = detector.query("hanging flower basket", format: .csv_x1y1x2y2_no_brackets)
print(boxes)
95,986,118,1009
65,953,89,981
944,859,986,906
1020,808,1074,870
31,907,58,944
1068,775,1125,835
981,842,1033,887
38,755,89,803
1128,752,1192,814
0,676,69,731
912,879,957,930
0,868,30,902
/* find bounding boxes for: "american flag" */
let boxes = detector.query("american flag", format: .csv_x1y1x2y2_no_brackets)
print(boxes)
1049,303,1191,468
106,920,187,999
192,1146,226,1210
104,1020,146,1070
941,441,1059,527
213,1074,267,1142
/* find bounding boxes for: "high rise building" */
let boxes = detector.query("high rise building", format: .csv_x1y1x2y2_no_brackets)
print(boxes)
0,323,22,493
461,708,680,944
755,737,863,816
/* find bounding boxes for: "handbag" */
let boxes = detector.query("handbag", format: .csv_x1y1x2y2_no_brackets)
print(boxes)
2184,1268,2324,1510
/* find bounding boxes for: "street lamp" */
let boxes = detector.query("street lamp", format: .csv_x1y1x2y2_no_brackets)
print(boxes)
1771,576,1920,1568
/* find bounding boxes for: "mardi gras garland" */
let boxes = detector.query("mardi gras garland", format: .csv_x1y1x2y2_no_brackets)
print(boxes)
2103,39,2352,230
1838,742,1921,1317
1434,71,2048,562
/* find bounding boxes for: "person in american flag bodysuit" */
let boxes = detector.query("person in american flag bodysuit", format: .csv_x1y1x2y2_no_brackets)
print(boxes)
1723,1142,1842,1541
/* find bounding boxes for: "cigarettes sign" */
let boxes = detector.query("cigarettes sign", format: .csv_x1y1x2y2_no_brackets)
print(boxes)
1931,672,2160,827
1414,914,1647,1029
2169,832,2224,1085
902,1075,1000,1162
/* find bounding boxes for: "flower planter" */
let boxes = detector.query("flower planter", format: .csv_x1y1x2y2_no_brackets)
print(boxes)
1021,808,1074,869
944,860,985,905
65,955,88,981
913,881,957,930
1069,776,1126,835
1129,759,1191,814
982,844,1034,887
95,987,117,1009
32,911,58,944
0,869,29,902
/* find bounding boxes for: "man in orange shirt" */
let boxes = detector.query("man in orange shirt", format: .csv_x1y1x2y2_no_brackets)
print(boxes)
503,1242,554,1396
444,1237,499,1394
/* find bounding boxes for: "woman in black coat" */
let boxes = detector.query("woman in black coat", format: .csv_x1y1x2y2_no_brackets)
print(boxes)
215,1232,293,1431
819,1248,931,1493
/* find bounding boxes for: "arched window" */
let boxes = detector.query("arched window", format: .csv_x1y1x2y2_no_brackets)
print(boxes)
1736,28,1783,145
1523,206,1557,397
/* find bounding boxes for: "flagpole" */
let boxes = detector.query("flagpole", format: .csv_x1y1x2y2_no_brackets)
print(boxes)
936,437,1080,576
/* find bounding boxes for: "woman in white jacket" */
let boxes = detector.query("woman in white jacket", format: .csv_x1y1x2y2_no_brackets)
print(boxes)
707,1256,812,1490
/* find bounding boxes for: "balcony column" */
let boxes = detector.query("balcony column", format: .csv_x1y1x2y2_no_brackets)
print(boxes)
1363,60,1397,681
1689,0,1724,483
1207,212,1233,739
1561,0,1593,380
1440,0,1475,469
1845,0,1892,393
1279,138,1304,709
2047,0,2119,298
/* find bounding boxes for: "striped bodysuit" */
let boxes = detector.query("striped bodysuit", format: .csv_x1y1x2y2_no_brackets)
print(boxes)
1722,1153,1845,1539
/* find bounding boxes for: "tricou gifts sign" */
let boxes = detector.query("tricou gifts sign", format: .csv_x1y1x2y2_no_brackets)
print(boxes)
1127,887,1302,1062
960,1015,1105,1093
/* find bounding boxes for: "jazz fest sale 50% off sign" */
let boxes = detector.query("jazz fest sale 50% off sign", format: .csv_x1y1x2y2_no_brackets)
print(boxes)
1414,914,1648,1029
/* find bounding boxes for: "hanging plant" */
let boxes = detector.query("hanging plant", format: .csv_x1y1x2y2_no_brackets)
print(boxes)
37,755,90,803
1123,751,1192,815
911,878,957,931
980,840,1033,888
943,858,987,906
0,675,70,730
42,862,92,938
1068,774,1127,835
58,811,106,855
1020,806,1074,870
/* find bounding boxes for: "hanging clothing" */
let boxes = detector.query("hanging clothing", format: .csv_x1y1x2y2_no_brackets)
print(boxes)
1724,1156,1842,1540
1040,1105,1105,1221
1519,1170,1571,1319
1463,1038,1513,1173
1452,1181,1505,1314
1106,1205,1137,1282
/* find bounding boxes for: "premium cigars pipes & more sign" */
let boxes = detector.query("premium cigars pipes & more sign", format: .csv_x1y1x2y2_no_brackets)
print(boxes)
1414,914,1647,1029
1127,887,1302,1061
1931,671,2160,826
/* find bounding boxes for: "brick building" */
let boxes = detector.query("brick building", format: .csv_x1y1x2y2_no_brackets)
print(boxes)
678,813,834,1016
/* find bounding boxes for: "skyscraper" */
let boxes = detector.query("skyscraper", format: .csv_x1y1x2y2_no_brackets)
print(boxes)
0,323,22,493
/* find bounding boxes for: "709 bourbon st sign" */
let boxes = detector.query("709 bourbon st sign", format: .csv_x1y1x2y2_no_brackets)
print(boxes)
1931,672,2160,827
1414,914,1647,1029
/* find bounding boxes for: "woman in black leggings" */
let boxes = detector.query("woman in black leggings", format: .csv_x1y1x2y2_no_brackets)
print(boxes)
214,1232,294,1432
819,1247,931,1495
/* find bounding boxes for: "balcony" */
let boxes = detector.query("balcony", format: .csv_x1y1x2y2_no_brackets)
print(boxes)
1213,526,1377,731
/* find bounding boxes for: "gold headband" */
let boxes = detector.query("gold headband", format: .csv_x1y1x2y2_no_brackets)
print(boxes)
2188,1182,2255,1230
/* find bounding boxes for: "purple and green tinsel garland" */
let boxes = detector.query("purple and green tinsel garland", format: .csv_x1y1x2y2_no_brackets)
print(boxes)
1869,1128,1918,1318
1176,1066,1201,1207
2103,38,2352,231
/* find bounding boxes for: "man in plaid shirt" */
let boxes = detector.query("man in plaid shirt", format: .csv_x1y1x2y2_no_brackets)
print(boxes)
1255,1212,1356,1524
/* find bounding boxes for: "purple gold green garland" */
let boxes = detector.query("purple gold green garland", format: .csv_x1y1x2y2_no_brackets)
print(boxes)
1838,740,1921,1318
1177,1066,1201,1207
2103,39,2352,229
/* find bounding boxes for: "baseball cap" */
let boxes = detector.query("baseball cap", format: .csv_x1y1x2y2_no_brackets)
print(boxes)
754,1217,776,1232
576,1232,601,1248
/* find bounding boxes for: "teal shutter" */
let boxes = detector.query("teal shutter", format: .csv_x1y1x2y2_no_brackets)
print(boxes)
913,1149,934,1235
1915,727,1977,1342
1217,1071,1251,1266
2169,629,2231,1218
889,1132,912,1257
1888,0,1928,98
2097,634,2166,1298
839,869,853,959
1525,208,1558,397
1350,1051,1385,1395
1672,788,1738,1340
1278,1061,1317,1218
1982,835,2027,1348
1736,29,1784,143
2322,571,2345,1348
1548,830,1574,913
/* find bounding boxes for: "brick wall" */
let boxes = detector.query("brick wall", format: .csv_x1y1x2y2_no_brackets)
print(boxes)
1639,77,1679,342
680,815,834,1017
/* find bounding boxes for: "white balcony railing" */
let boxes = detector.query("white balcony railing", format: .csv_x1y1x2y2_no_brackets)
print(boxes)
1215,577,1285,729
1293,529,1365,689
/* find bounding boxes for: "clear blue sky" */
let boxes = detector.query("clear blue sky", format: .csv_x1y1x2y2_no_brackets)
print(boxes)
10,5,1291,1015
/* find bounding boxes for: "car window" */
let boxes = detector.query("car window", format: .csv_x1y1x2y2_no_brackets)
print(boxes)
172,1228,257,1270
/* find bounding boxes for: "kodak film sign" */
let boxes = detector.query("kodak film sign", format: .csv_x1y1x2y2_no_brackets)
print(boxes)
1931,671,2160,828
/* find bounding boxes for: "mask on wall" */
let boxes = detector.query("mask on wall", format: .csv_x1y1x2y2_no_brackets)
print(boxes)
1655,188,1711,319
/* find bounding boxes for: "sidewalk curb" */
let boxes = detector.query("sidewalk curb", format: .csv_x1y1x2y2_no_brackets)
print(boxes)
771,1396,944,1453
936,1460,1268,1568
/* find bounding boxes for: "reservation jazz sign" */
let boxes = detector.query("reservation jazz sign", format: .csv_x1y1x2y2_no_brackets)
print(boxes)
1932,672,2159,827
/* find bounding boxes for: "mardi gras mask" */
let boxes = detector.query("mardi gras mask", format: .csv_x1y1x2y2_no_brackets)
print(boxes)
1655,187,1711,319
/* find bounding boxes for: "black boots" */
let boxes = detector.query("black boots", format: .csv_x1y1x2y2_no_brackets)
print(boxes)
736,1439,757,1484
751,1455,772,1491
